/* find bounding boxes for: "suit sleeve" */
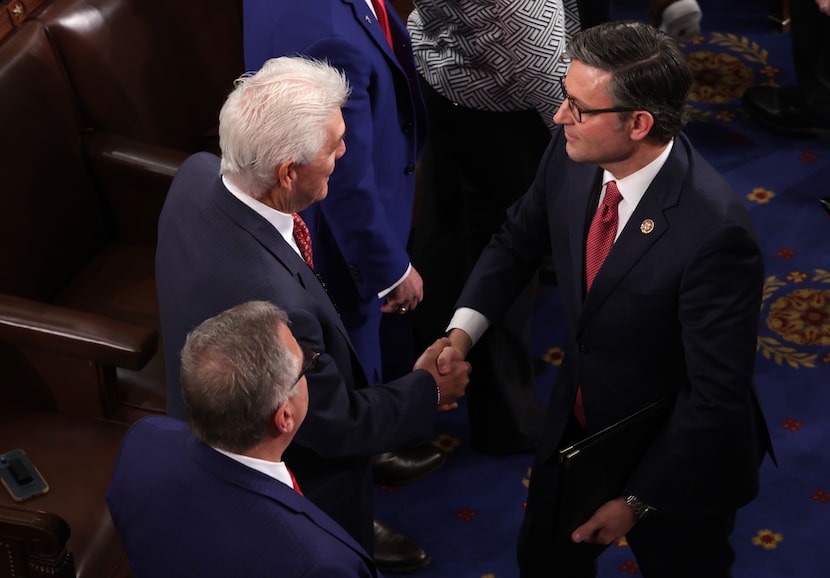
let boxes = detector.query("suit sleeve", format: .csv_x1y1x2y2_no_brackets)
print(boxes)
287,306,437,457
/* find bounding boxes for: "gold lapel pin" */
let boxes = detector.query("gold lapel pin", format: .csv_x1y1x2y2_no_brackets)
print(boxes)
640,219,655,234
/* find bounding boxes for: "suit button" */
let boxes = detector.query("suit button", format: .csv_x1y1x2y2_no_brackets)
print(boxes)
401,122,414,133
578,343,588,353
404,164,416,175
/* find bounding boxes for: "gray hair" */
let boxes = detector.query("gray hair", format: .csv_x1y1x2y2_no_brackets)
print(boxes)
219,56,351,200
565,20,693,143
181,301,299,453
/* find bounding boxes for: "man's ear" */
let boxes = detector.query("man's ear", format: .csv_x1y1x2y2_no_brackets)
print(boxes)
273,399,295,435
629,110,655,142
276,160,295,189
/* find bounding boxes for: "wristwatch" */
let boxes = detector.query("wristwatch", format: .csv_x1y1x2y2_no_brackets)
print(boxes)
624,494,655,519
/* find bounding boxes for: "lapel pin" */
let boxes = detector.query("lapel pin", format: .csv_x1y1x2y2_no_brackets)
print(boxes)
365,15,372,24
640,219,655,234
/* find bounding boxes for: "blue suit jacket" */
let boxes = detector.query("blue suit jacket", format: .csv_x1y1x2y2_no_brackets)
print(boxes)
243,0,428,380
106,417,380,578
155,152,437,549
458,129,773,515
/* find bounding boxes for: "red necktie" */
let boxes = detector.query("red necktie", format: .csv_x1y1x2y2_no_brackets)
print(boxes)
287,467,303,496
371,0,394,48
292,213,314,270
575,181,623,428
585,180,623,292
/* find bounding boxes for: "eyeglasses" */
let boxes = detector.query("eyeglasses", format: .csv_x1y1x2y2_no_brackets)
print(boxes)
291,343,320,387
558,78,639,123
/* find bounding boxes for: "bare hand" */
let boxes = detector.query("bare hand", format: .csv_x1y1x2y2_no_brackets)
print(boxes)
381,266,424,314
818,0,830,16
571,497,637,546
413,337,470,407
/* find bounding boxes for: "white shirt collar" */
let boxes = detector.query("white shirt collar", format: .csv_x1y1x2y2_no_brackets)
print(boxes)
601,140,674,240
212,446,294,489
222,174,302,256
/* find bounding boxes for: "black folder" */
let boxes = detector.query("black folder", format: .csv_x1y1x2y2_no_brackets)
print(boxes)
554,397,673,540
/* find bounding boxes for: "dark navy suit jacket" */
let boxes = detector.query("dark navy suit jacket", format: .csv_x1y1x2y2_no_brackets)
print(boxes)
155,152,437,549
458,128,773,515
106,417,380,578
243,0,428,380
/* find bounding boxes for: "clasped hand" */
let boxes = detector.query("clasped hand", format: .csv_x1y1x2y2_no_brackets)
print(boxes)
413,337,471,411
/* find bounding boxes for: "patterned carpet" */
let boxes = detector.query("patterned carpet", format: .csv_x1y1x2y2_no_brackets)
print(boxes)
374,1,830,576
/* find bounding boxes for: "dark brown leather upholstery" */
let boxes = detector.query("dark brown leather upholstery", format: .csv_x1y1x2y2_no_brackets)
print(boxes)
0,0,244,422
0,406,130,578
38,0,243,152
0,20,165,421
0,2,243,576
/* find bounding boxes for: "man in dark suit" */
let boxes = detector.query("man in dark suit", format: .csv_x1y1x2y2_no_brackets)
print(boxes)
242,2,442,565
441,21,773,577
155,56,469,574
107,301,380,577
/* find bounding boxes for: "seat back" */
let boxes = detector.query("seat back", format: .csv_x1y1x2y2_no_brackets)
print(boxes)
0,20,109,303
38,0,244,151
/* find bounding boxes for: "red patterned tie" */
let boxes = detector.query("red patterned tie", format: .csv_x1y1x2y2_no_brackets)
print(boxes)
292,213,314,270
585,180,623,292
287,467,303,496
371,0,394,48
575,181,623,428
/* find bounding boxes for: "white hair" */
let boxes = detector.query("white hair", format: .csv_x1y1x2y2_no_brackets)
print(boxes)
219,56,350,200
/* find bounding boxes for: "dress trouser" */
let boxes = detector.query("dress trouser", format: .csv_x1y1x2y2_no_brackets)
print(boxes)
410,79,550,453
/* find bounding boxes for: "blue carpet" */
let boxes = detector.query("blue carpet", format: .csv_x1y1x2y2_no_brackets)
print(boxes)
374,1,830,576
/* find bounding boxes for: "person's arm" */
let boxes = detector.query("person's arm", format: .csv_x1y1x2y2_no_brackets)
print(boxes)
286,306,469,457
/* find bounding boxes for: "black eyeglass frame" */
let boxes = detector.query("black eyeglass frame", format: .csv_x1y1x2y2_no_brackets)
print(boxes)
558,78,639,123
291,343,320,388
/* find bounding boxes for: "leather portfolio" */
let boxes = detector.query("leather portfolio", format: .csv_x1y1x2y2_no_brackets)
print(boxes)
554,397,673,539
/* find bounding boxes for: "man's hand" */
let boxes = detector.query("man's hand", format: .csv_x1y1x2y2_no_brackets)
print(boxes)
381,266,423,314
571,497,637,545
413,337,470,409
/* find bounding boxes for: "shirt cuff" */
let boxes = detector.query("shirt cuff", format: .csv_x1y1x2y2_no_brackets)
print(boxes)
446,307,489,346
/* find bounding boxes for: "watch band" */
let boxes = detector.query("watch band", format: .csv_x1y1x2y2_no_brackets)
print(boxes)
624,494,654,519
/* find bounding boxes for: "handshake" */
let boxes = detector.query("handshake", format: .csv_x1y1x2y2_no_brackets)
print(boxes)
413,329,474,411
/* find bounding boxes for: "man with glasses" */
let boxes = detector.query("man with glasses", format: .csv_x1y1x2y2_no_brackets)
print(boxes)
440,21,773,577
155,56,471,570
108,301,380,577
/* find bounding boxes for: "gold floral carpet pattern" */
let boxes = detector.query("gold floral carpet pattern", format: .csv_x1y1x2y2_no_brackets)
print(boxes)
373,1,830,576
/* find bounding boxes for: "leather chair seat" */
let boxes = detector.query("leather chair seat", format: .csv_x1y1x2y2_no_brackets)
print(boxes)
0,406,129,578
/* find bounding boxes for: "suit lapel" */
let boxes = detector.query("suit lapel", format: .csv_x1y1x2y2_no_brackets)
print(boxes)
577,141,687,329
567,163,603,310
345,0,397,62
209,181,354,346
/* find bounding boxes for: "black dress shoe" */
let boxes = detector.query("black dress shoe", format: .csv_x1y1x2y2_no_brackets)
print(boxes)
742,86,830,138
371,445,446,486
373,518,431,574
821,197,830,216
